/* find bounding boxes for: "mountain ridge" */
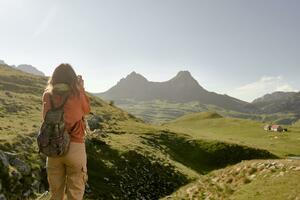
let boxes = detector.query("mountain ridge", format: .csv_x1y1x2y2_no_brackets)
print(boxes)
0,59,45,76
252,91,300,116
16,64,45,76
253,91,298,103
97,71,255,113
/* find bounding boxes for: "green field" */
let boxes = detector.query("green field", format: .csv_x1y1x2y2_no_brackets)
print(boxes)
163,112,300,157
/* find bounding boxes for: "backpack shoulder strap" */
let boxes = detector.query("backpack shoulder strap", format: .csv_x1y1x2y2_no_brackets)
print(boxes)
57,94,69,110
49,94,70,110
49,94,55,110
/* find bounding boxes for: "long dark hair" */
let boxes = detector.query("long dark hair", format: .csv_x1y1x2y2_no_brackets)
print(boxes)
46,63,80,96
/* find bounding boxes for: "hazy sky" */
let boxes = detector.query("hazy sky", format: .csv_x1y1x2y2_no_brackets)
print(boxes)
0,0,299,102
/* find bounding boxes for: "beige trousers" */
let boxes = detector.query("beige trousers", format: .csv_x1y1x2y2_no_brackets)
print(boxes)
46,142,88,200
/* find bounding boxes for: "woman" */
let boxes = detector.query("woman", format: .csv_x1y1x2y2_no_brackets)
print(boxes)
42,63,90,200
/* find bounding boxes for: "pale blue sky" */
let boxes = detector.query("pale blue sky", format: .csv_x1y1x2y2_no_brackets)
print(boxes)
0,0,299,102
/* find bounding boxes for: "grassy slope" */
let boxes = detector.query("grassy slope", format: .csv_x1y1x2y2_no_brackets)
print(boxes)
0,65,47,142
0,64,134,142
0,64,289,199
164,159,300,200
164,112,300,157
0,64,195,199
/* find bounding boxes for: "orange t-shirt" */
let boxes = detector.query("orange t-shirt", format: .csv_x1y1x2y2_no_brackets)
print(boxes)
42,88,90,143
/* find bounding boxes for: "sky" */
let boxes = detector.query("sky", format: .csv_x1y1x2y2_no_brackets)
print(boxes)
0,0,299,102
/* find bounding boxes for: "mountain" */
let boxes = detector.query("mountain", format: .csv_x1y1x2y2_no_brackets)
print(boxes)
16,64,45,76
97,71,256,113
0,60,6,65
0,59,45,76
253,91,300,114
253,91,297,104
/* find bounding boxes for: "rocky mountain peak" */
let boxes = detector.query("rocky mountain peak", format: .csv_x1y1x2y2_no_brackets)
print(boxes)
175,71,193,78
172,71,196,82
122,71,148,83
169,70,203,89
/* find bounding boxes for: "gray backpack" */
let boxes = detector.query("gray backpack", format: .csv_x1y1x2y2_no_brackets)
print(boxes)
37,94,71,157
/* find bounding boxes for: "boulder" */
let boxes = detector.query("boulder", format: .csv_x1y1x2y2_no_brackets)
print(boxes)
8,158,31,176
87,115,103,131
9,167,23,181
0,194,7,200
0,151,9,176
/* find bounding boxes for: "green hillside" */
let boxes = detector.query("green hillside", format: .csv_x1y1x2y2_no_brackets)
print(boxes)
112,99,298,125
164,159,300,200
164,112,300,157
0,64,296,200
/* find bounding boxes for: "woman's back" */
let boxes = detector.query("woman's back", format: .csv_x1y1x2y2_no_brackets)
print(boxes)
42,83,90,143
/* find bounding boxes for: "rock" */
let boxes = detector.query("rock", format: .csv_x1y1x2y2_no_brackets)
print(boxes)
211,177,219,183
257,163,265,170
0,150,9,176
31,180,40,193
249,174,256,180
9,158,31,176
0,194,6,200
294,167,300,171
104,177,110,182
278,172,285,177
23,190,31,197
269,166,276,171
10,168,23,181
289,166,295,170
87,115,103,131
4,91,13,98
276,163,285,169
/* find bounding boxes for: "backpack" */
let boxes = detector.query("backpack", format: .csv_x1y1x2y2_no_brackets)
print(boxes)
37,94,71,157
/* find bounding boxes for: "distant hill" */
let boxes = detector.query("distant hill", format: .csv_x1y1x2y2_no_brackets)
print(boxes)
97,71,256,113
0,60,6,65
0,59,45,76
253,91,297,104
253,91,300,115
170,111,223,123
16,64,45,76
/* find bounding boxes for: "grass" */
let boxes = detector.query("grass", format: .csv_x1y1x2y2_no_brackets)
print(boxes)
0,65,47,143
0,64,298,200
163,112,300,157
231,170,300,200
165,159,300,200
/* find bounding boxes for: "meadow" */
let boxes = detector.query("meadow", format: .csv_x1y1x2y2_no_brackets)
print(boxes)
163,112,300,157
